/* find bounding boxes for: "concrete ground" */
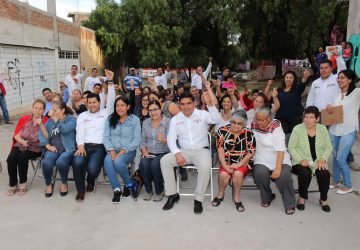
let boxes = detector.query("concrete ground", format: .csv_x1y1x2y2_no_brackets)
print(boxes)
1,119,360,250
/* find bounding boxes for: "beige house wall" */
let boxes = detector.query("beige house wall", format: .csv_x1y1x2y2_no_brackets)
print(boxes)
80,26,104,72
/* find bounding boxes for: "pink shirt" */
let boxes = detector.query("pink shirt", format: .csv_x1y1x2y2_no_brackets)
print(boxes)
221,81,236,89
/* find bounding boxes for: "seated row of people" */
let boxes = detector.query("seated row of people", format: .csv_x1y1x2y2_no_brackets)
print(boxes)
5,68,359,216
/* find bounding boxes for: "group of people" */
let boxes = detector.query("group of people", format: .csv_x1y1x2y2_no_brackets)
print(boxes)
5,53,360,216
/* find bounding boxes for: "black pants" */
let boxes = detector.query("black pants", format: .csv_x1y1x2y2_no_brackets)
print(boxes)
7,147,42,187
292,164,330,201
277,116,303,135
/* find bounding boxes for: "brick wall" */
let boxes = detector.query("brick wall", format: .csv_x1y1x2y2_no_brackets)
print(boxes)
0,0,79,36
0,0,28,23
57,19,80,36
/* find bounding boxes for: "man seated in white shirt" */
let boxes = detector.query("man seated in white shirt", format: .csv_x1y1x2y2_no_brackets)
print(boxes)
191,57,213,90
160,87,221,214
84,68,103,92
72,83,115,202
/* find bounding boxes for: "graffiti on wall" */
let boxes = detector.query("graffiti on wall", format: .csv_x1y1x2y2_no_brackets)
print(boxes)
36,61,49,90
7,58,24,104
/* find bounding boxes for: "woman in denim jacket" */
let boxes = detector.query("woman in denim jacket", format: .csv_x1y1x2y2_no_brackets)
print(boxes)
38,101,76,198
103,96,141,204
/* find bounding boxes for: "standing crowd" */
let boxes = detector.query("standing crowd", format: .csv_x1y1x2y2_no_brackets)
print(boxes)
4,53,360,215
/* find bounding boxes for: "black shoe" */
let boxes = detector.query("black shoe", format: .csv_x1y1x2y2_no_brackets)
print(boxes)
129,181,139,201
60,184,68,197
162,193,180,210
319,200,331,212
181,171,188,181
194,200,203,214
5,121,13,124
45,184,54,198
112,190,122,204
122,186,130,197
86,184,94,192
296,199,305,211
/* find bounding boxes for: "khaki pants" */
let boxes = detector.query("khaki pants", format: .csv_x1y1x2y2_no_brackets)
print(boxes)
160,148,211,202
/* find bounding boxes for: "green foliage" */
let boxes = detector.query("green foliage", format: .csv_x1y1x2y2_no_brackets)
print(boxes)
83,0,349,71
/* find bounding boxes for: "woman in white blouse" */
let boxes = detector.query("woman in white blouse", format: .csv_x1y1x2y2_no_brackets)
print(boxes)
326,69,359,195
251,107,295,215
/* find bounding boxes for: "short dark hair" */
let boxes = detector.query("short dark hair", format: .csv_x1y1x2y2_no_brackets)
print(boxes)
82,91,92,97
179,92,194,103
223,67,230,71
304,106,320,119
92,67,98,72
42,88,52,94
86,93,100,102
93,83,102,89
252,89,260,96
320,59,332,67
71,65,78,69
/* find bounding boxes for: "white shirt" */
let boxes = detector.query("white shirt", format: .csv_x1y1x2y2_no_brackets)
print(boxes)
329,88,360,136
191,62,212,90
155,74,168,89
167,106,221,155
65,72,85,95
76,85,115,145
252,125,292,170
306,74,341,110
84,76,101,92
306,56,345,110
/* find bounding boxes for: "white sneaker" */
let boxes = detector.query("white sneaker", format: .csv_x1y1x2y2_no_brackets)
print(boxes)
336,188,353,195
329,183,341,189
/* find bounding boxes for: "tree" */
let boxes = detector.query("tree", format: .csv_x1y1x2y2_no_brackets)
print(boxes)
83,0,349,74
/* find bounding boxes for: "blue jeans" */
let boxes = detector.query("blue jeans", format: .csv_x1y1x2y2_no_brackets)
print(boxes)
42,150,74,185
104,150,136,190
139,153,166,195
330,131,356,188
0,94,10,122
73,144,106,192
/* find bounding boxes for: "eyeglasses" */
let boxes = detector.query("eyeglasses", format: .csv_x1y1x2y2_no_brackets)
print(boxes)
149,108,160,113
142,99,149,102
230,120,244,126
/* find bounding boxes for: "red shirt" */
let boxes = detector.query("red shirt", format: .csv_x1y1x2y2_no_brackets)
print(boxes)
12,115,48,149
0,82,6,95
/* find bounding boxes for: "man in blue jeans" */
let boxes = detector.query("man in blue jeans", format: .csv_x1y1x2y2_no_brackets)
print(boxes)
0,79,12,124
73,83,115,202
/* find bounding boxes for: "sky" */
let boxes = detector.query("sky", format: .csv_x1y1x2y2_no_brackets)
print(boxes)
26,0,97,21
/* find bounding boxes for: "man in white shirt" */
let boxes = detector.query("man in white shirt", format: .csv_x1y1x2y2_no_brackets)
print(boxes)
64,65,85,102
160,88,221,214
83,68,103,92
306,58,345,110
191,57,213,90
72,84,115,202
154,68,170,89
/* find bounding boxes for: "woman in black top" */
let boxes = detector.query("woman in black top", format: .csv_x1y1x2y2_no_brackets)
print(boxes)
265,70,310,134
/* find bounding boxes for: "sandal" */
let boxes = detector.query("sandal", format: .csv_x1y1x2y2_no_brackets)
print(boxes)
6,188,17,196
235,202,245,212
17,188,27,196
285,207,295,215
261,193,276,207
211,197,224,207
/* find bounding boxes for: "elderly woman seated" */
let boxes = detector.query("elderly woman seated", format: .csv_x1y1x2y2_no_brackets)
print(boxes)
251,107,296,215
212,110,256,212
288,106,332,212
